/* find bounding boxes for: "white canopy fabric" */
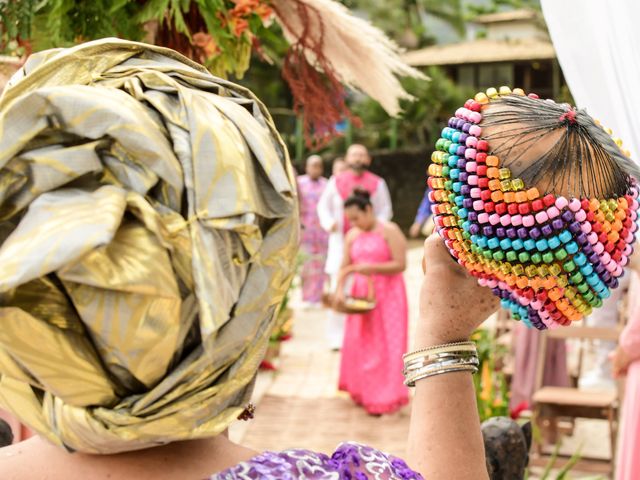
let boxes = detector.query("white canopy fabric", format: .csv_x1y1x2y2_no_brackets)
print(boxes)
541,0,640,161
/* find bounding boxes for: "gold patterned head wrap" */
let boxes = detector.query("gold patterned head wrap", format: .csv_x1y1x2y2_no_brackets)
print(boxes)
0,38,299,454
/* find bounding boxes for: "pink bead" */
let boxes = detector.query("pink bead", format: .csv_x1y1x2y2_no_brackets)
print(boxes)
555,197,568,210
625,232,635,242
568,198,581,212
523,215,535,227
631,210,638,221
465,148,477,160
465,161,478,173
580,222,592,233
520,297,531,306
500,215,512,226
574,210,587,222
466,136,478,148
601,252,611,264
593,243,604,254
468,175,479,185
632,199,639,209
587,232,598,244
630,223,638,233
478,213,489,223
455,107,465,118
605,261,617,273
621,256,629,266
535,211,549,223
489,213,501,225
469,111,482,124
614,265,623,277
486,279,498,288
473,200,484,210
624,244,633,255
478,278,488,286
498,281,508,290
531,300,542,309
511,215,523,226
470,188,481,198
469,125,482,137
547,206,560,219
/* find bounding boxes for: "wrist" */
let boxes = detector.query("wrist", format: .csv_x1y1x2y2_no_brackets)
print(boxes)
413,322,472,350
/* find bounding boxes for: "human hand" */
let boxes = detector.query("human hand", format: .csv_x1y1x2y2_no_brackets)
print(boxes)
350,263,374,274
415,234,499,348
609,347,632,378
409,222,422,238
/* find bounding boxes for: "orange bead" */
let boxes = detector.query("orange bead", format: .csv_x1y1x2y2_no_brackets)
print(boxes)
486,156,500,167
548,288,562,302
516,277,528,289
608,231,620,243
491,191,504,202
489,179,502,191
504,192,516,203
526,188,540,200
487,167,500,178
589,199,600,211
515,191,528,203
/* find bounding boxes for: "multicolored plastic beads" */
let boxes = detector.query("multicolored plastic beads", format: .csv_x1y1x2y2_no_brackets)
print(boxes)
428,87,640,329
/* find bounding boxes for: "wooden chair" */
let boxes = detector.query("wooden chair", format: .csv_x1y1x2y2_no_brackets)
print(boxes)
531,324,623,474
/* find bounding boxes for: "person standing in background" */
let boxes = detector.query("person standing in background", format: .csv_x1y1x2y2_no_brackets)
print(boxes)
332,156,347,176
338,190,408,414
409,186,433,238
317,144,392,350
297,155,329,307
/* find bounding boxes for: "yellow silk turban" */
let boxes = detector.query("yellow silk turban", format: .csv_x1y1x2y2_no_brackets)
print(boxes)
0,38,299,453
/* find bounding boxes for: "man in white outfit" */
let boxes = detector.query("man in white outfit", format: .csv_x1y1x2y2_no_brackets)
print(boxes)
316,144,392,349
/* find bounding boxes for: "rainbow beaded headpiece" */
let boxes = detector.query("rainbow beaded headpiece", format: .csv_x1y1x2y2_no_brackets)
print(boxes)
428,87,640,329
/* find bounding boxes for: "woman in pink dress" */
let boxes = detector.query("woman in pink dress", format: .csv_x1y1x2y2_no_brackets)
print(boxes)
611,270,640,480
297,155,329,305
338,189,409,415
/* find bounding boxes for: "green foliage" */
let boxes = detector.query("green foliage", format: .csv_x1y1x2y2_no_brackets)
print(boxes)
466,0,541,18
471,328,510,421
343,66,471,151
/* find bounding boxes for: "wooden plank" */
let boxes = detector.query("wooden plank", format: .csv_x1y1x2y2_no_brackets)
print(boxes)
533,387,617,407
546,326,622,341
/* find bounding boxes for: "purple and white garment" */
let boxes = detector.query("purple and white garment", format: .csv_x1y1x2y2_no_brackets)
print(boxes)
211,442,422,479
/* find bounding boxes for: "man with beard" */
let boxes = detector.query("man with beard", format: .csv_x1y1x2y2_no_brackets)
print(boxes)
317,144,392,349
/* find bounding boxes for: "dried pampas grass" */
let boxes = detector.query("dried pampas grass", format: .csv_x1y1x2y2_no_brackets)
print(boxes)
271,0,428,117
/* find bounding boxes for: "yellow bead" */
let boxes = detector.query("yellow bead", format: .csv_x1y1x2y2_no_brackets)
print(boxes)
499,86,512,95
605,127,613,135
474,92,489,104
486,87,498,98
624,149,632,157
614,137,623,147
511,178,525,191
498,168,511,180
512,88,525,96
500,179,512,191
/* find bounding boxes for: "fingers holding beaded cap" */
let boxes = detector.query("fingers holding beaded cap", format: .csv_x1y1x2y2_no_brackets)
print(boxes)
428,87,640,330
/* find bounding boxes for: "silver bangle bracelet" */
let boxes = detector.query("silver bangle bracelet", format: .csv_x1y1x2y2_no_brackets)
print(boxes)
402,342,479,387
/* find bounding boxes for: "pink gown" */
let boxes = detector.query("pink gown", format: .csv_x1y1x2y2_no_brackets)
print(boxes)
297,174,328,303
339,226,409,414
616,273,640,480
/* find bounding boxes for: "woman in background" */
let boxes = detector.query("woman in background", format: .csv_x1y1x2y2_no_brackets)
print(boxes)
338,189,409,415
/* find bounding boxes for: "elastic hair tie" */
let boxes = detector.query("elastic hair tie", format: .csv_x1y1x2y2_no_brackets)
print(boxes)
559,108,577,125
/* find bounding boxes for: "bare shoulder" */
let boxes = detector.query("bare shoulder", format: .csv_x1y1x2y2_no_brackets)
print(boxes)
381,221,404,237
345,227,362,243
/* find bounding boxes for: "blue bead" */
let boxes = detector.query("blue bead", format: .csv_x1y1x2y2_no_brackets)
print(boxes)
452,131,462,143
450,168,460,179
477,237,488,248
448,143,459,154
488,238,500,249
581,264,594,275
558,230,572,243
459,208,468,219
448,155,459,168
535,239,549,251
453,182,462,192
586,274,599,286
565,241,578,254
574,252,587,266
512,239,524,251
524,239,536,251
547,236,560,249
500,239,512,250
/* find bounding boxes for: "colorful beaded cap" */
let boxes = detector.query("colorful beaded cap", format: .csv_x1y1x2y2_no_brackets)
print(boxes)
428,86,640,329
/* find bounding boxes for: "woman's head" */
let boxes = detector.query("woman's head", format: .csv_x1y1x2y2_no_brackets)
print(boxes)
344,189,375,229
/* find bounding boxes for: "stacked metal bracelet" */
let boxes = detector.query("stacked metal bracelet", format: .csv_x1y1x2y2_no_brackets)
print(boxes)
402,341,479,387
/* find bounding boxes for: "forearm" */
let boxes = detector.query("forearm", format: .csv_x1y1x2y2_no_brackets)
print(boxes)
368,261,405,274
407,370,487,479
406,331,488,479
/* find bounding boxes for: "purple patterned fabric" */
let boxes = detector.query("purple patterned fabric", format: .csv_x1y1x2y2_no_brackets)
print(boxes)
211,442,423,479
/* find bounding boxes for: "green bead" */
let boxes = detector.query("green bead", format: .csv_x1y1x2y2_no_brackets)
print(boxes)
542,252,554,263
554,248,568,261
518,252,530,263
563,260,576,272
492,251,505,261
531,252,542,264
506,251,517,261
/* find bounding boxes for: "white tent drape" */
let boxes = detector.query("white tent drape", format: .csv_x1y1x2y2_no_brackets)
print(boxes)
541,0,640,161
